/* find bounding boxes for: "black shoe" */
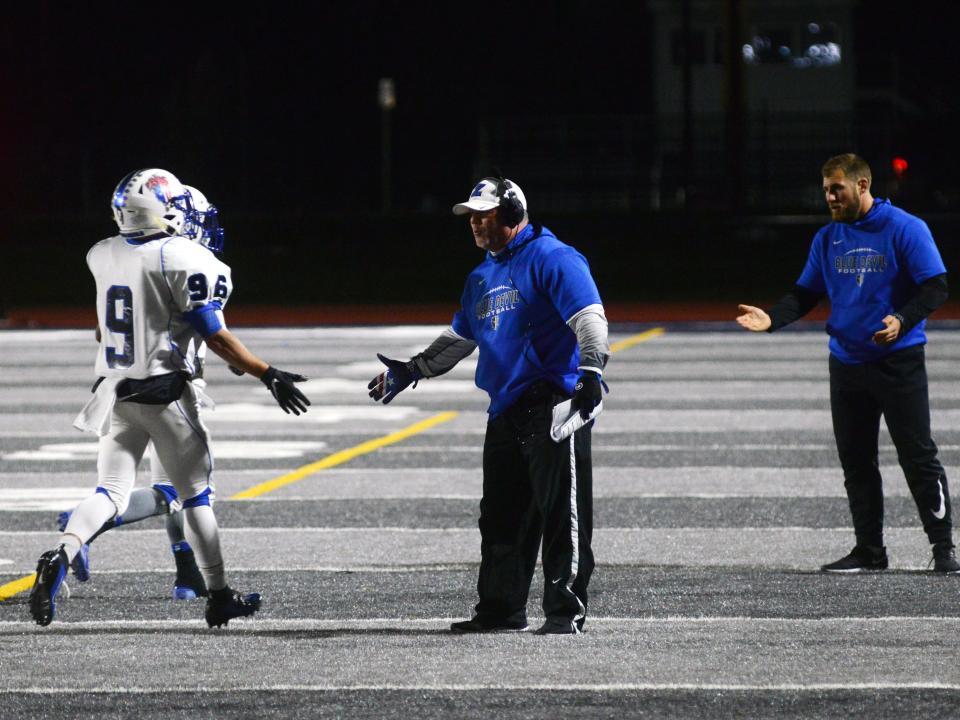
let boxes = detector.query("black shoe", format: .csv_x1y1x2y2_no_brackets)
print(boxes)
205,588,262,628
29,545,69,626
172,547,208,600
534,617,581,635
821,545,889,573
932,542,960,573
450,616,529,633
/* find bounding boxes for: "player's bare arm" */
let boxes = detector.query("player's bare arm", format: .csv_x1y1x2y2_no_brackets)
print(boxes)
736,304,772,332
204,328,269,377
205,328,310,415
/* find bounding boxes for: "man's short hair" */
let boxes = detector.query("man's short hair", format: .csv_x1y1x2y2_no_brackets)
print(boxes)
822,153,872,184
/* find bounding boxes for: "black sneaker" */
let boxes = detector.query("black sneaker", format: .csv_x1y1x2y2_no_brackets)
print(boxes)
450,615,529,633
821,545,888,573
534,617,581,635
29,545,69,626
932,543,960,574
205,588,262,628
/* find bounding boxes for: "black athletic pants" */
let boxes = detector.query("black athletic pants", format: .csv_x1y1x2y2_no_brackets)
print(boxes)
829,344,952,548
474,381,595,625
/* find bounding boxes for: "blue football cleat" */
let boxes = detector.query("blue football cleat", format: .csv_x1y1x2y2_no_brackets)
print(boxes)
71,542,91,583
29,545,69,626
55,510,91,582
205,589,262,628
173,585,200,601
172,545,207,601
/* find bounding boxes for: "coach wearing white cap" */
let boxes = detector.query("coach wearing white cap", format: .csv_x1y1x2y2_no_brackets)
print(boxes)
368,175,609,635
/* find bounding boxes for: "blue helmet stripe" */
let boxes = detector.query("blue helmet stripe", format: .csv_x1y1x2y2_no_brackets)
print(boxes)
112,168,143,208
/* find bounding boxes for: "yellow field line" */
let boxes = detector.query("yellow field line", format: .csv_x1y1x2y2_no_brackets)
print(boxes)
610,326,665,353
0,572,36,602
230,411,459,499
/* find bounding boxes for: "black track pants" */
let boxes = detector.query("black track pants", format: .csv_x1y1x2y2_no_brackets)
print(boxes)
474,384,594,624
829,345,952,547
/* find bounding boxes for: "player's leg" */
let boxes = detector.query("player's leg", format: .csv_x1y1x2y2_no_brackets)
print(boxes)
55,467,175,582
165,512,210,599
879,346,958,571
147,390,259,627
824,354,887,571
150,448,208,599
30,409,148,625
451,413,533,633
59,484,172,543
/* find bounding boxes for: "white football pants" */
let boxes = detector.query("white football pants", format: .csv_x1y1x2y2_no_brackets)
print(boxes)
96,384,212,514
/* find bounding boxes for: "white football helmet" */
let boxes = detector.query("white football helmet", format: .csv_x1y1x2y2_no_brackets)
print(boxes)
182,184,225,253
111,168,190,238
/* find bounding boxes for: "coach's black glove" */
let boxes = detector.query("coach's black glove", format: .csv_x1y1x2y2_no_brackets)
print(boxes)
368,353,422,404
572,370,604,420
260,366,311,415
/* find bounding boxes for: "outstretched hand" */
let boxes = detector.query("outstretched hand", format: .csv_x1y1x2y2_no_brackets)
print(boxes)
368,353,421,404
736,304,772,332
260,366,311,415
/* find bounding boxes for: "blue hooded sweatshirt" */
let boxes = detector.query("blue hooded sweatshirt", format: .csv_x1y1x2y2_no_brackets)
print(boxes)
452,223,603,417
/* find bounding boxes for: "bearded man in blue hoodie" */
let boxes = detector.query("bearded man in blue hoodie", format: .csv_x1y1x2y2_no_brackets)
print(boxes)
737,153,958,574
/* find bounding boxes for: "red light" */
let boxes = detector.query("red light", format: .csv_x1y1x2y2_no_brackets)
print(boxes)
892,157,908,178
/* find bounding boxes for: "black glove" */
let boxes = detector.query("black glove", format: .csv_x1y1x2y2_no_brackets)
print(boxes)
368,353,421,404
572,370,603,420
260,366,310,415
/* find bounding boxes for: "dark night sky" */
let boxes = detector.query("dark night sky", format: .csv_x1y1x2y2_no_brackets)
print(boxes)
2,1,959,223
0,1,650,221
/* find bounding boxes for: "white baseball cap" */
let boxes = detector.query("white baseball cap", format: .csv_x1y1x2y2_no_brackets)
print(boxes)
452,177,528,216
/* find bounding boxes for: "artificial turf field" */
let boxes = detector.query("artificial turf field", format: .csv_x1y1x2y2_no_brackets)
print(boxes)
2,324,959,719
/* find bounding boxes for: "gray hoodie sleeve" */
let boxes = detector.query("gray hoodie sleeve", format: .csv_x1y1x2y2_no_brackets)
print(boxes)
411,327,478,378
567,303,610,374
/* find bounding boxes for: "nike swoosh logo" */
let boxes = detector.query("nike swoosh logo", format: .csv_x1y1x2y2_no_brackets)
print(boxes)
933,478,947,520
833,240,842,245
551,577,562,585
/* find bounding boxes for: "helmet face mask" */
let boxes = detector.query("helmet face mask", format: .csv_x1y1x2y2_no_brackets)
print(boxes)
182,185,225,254
112,169,190,238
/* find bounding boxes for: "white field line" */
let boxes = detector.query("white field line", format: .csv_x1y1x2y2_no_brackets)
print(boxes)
376,444,960,451
4,616,960,630
0,527,875,537
0,494,859,505
5,683,960,693
12,565,477,574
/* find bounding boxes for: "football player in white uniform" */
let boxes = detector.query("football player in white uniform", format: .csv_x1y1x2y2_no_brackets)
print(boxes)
55,185,228,602
29,169,310,628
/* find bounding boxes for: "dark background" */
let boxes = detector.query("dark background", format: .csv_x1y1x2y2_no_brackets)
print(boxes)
3,1,960,315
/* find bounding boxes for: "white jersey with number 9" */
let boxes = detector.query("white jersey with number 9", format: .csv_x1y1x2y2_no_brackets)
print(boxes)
89,234,233,379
